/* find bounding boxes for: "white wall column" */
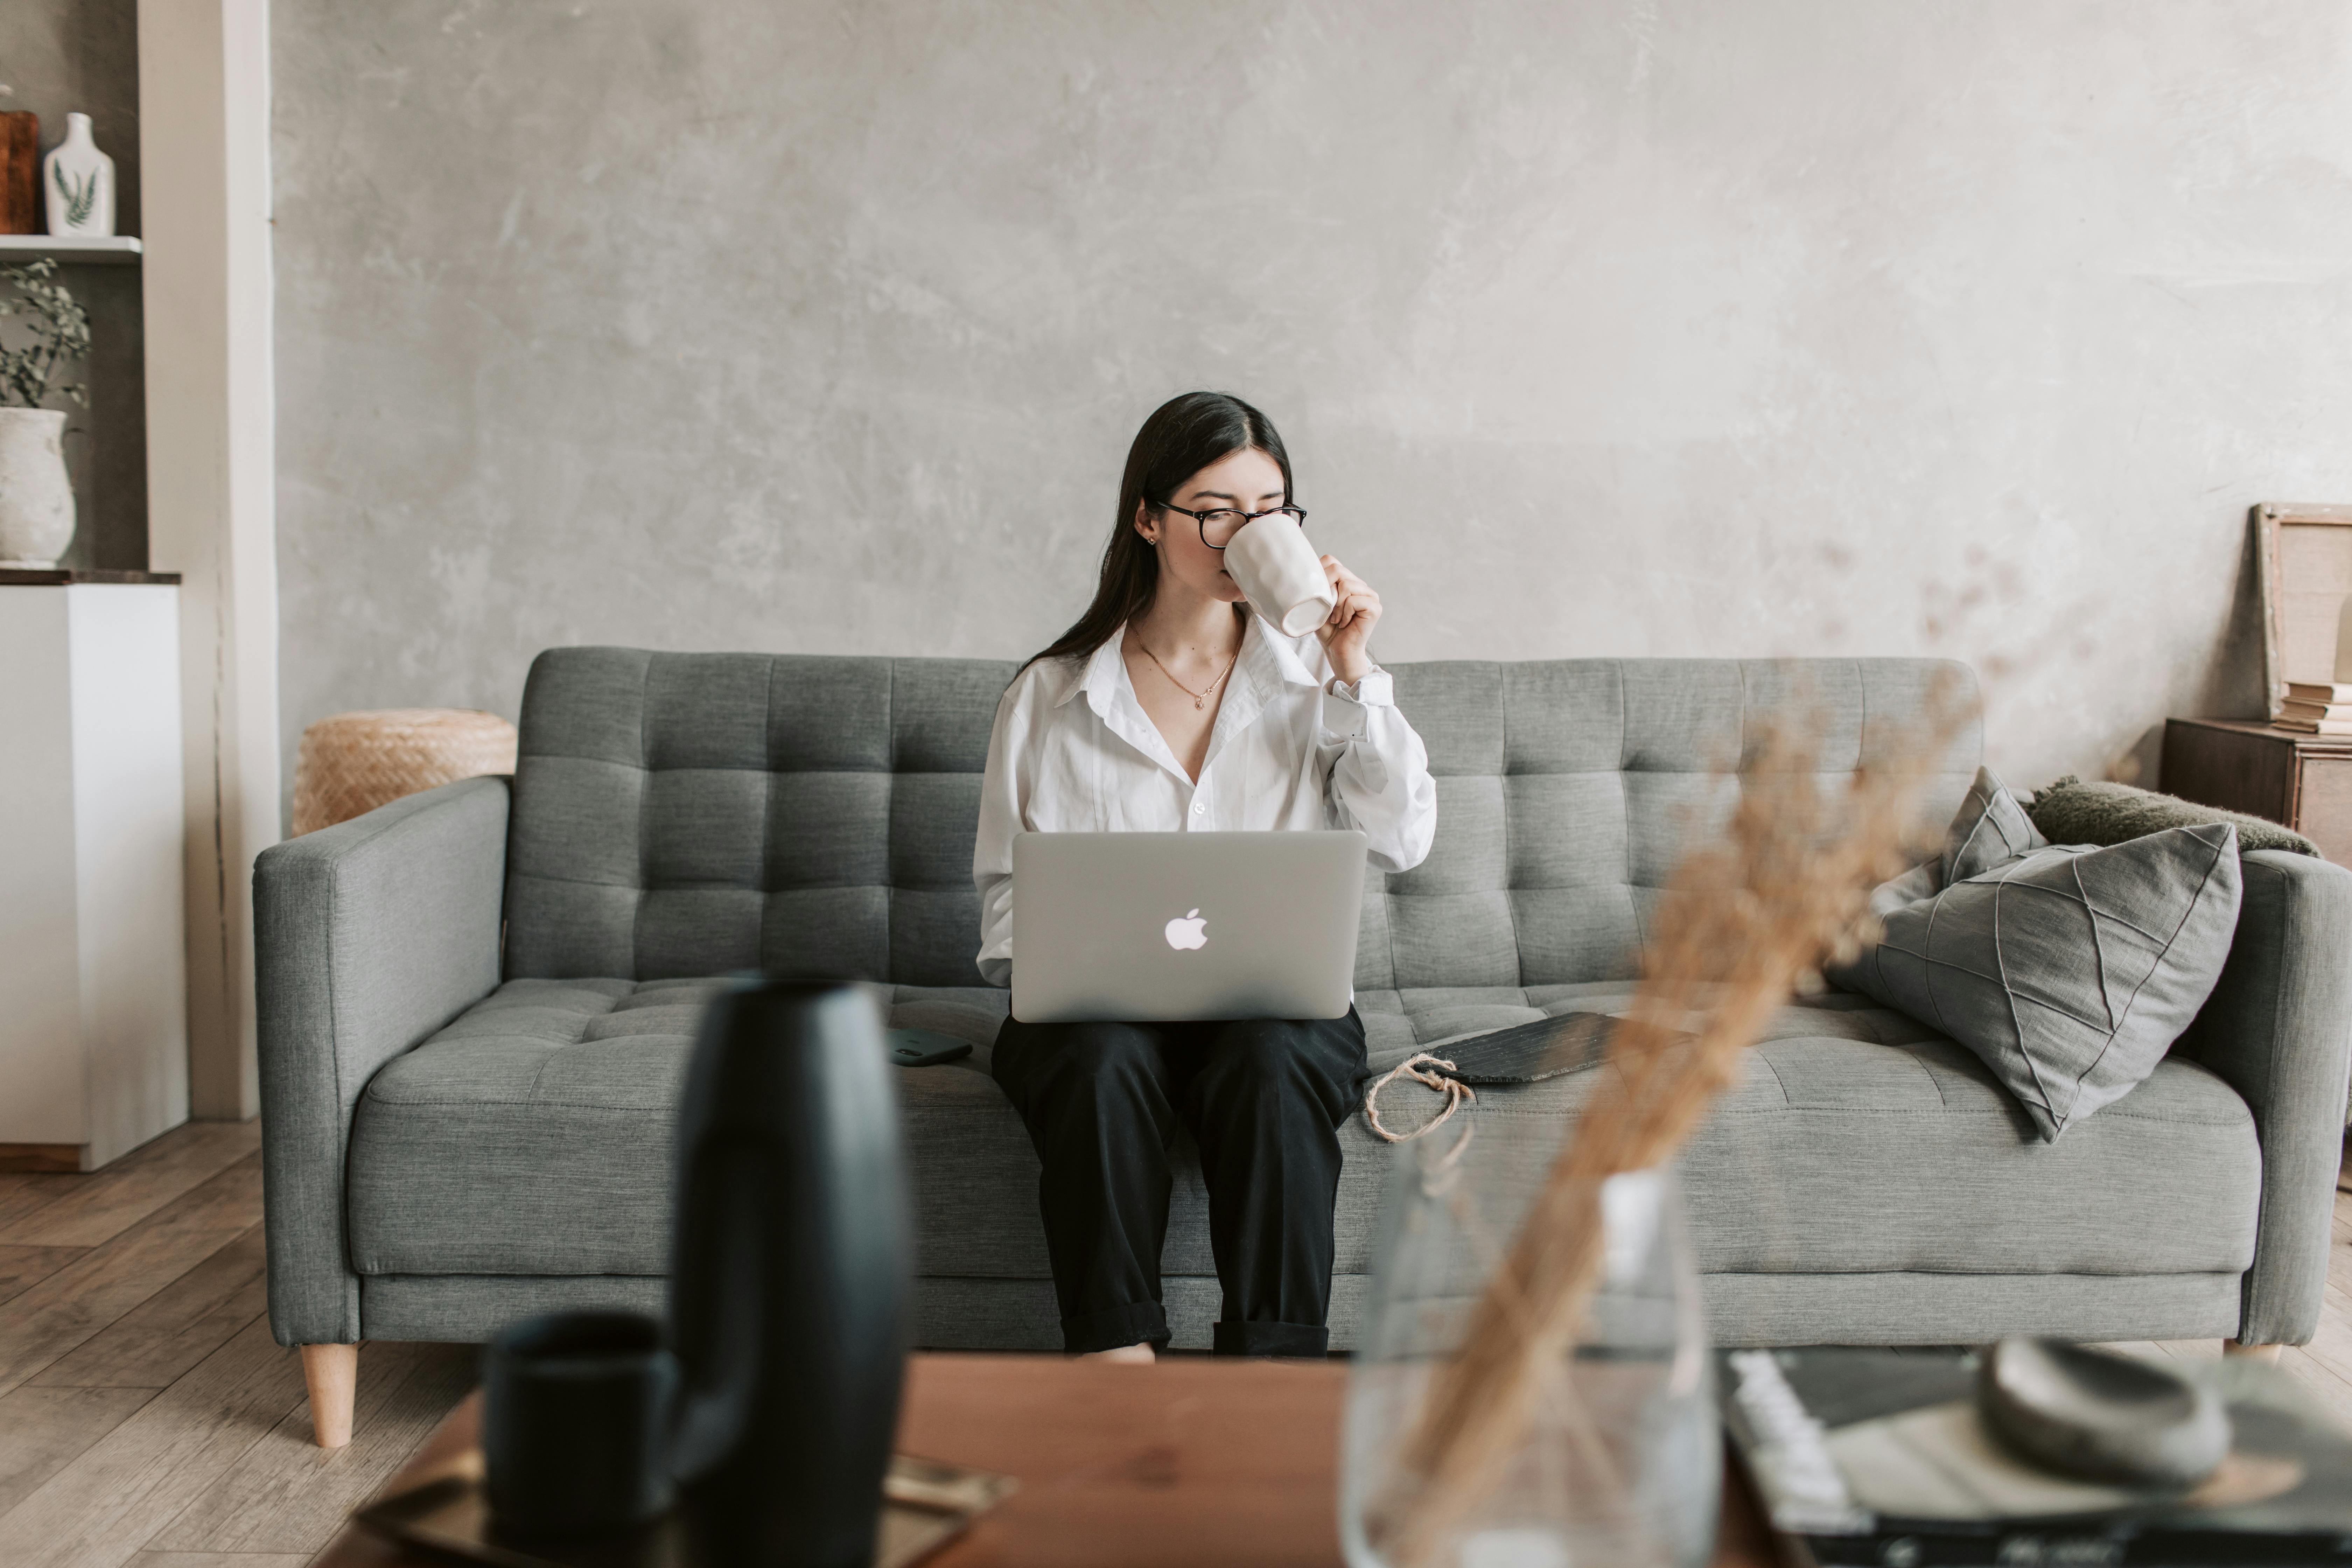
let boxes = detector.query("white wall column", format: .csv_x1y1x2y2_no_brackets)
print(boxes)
139,0,279,1121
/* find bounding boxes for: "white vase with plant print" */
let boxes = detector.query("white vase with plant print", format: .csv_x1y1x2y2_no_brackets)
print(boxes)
43,113,114,239
0,257,89,567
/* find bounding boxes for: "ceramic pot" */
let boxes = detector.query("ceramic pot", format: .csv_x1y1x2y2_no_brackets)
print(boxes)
43,113,114,238
0,408,75,567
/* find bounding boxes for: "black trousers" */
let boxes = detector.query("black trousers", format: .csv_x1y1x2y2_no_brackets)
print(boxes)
990,1008,1367,1357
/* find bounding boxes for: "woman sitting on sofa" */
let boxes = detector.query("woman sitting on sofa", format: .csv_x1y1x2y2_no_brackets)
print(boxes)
972,390,1438,1361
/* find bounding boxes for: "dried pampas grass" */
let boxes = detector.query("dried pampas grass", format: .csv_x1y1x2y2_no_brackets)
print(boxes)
1370,686,1965,1566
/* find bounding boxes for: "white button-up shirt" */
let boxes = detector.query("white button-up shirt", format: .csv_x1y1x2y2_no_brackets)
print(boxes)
972,617,1438,987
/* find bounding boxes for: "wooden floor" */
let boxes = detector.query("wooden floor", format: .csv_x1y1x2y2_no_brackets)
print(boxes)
0,1121,472,1568
0,1122,2347,1567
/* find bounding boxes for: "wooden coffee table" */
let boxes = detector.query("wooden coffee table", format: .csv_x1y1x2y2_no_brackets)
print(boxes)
312,1352,1776,1568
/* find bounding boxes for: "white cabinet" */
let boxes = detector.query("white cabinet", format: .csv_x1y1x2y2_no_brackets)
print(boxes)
0,579,188,1170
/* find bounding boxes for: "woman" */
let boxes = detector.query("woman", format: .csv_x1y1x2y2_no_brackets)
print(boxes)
972,391,1438,1360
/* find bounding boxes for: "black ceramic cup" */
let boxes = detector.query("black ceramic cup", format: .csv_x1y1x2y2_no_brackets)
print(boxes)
481,1310,678,1536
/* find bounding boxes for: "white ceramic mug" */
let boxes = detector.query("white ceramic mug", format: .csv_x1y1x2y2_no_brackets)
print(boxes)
1223,514,1336,638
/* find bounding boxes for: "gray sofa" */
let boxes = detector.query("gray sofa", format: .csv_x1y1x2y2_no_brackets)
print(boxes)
257,649,2352,1380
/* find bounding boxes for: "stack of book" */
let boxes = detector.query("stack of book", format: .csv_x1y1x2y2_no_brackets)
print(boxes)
2276,684,2352,735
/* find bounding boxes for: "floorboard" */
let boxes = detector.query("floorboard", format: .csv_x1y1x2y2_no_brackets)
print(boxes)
0,1160,264,1398
2305,1278,2352,1384
120,1156,264,1238
0,1174,77,1237
2277,1343,2352,1408
0,1223,253,1400
0,1126,260,1251
146,1340,475,1557
32,1227,268,1392
0,1246,94,1309
2147,1339,2221,1360
0,1386,159,1519
0,1314,306,1568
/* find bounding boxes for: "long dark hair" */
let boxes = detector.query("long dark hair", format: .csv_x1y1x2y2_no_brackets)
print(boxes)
1024,391,1294,669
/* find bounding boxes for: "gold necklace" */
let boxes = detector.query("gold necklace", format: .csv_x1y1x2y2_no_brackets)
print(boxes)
1138,639,1239,710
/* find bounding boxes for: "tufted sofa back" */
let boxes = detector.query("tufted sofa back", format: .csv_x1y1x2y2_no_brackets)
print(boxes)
504,648,1979,988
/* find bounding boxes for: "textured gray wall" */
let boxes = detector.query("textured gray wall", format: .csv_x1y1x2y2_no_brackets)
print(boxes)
273,1,2352,799
0,0,145,572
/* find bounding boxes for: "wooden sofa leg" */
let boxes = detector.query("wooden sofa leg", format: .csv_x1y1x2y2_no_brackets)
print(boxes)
302,1343,359,1448
2222,1338,2282,1363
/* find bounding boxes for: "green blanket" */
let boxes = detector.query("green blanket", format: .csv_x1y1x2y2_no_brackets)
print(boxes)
2026,774,2320,858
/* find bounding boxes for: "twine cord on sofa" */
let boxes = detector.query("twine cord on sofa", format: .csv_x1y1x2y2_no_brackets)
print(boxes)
1363,1052,1478,1165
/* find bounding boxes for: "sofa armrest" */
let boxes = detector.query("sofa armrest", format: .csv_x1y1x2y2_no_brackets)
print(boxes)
2175,847,2352,1346
254,775,509,1346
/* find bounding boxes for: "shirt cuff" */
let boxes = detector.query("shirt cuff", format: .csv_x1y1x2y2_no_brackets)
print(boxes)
1321,668,1391,737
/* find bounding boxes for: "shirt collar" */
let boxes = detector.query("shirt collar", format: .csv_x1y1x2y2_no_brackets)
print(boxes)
1058,634,1128,712
1058,614,1323,715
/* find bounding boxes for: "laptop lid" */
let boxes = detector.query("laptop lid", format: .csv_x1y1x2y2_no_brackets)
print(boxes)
1009,831,1367,1024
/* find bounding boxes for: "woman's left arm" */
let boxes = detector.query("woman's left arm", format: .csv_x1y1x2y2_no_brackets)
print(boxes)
1317,556,1437,874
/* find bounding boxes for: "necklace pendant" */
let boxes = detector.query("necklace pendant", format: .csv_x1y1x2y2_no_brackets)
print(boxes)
1194,696,1204,709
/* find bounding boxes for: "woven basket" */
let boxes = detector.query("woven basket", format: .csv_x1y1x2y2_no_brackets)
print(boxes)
292,708,519,836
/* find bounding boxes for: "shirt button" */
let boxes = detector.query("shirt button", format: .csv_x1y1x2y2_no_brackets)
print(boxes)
1192,802,1205,815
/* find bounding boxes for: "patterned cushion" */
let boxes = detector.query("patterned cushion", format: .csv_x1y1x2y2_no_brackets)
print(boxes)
1830,768,2244,1141
505,650,1983,990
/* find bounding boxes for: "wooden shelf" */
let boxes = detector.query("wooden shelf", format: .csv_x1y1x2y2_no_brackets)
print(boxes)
0,568,180,586
0,234,141,265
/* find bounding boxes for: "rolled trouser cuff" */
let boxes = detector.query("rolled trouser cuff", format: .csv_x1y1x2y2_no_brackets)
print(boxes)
1062,1300,1169,1355
1211,1319,1328,1358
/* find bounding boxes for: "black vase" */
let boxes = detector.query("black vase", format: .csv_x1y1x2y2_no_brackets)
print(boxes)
667,980,911,1568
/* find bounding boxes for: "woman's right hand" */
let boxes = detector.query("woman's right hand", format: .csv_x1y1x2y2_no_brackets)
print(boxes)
1318,554,1382,685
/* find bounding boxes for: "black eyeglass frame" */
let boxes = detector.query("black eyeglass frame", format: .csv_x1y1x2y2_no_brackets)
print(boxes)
1150,500,1309,551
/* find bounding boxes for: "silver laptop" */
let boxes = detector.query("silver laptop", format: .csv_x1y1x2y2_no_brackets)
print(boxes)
1010,831,1367,1023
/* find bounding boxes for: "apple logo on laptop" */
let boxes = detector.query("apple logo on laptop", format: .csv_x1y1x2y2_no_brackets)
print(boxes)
1164,908,1208,951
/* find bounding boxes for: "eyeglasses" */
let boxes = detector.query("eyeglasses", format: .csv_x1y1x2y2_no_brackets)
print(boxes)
1153,502,1307,550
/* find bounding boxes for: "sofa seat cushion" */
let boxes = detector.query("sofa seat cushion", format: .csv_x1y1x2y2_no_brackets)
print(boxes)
348,977,1013,1276
346,980,2260,1287
1426,990,2257,1277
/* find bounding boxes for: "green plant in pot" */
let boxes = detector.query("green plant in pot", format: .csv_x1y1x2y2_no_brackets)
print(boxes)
0,258,90,568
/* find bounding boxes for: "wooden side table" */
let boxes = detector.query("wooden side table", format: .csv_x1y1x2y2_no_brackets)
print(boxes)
2162,717,2352,863
311,1353,1775,1568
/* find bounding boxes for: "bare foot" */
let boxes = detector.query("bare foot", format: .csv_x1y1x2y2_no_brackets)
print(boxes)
1084,1342,1156,1365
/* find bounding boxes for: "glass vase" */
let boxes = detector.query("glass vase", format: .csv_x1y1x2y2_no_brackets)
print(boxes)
1341,1131,1719,1568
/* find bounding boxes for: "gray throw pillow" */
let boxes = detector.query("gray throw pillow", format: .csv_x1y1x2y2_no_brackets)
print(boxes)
1828,766,2242,1141
2028,774,2320,858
